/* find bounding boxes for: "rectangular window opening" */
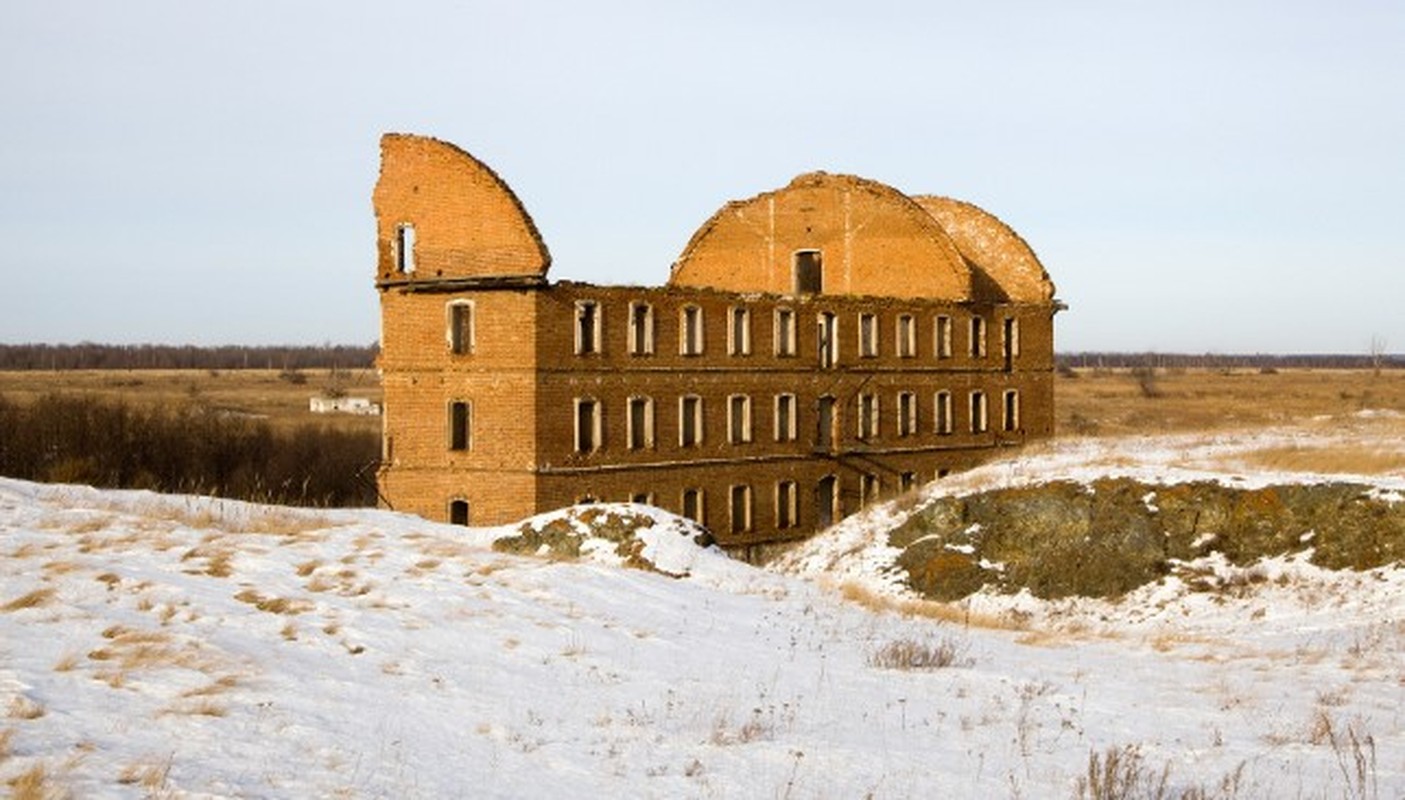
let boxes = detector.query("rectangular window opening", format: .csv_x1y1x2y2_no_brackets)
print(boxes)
818,312,838,369
447,301,474,355
728,307,751,356
575,397,601,453
935,391,953,435
449,401,472,451
971,391,988,434
774,308,796,357
629,302,655,356
857,393,878,441
775,393,797,442
777,481,797,529
858,313,878,358
728,395,752,444
575,301,600,355
682,488,704,524
681,306,704,356
794,250,822,295
935,315,953,359
1003,389,1020,432
897,314,915,358
729,485,753,534
970,316,987,359
898,391,916,437
627,396,654,450
395,223,416,274
680,395,703,447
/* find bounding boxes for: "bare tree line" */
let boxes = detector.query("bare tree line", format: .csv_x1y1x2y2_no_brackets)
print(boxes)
1057,352,1401,372
0,343,378,371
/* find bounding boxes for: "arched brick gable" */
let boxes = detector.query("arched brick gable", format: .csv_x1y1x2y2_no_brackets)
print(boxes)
669,172,973,301
373,133,550,284
911,196,1054,304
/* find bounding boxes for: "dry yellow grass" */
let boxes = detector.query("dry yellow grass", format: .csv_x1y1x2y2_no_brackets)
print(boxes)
7,697,45,721
6,762,61,800
233,588,313,615
1057,367,1405,437
1,588,56,613
116,756,172,791
837,580,1024,631
0,727,13,761
1234,444,1405,476
0,368,381,434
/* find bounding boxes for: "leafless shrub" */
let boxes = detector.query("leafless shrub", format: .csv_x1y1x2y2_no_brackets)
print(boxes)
1327,719,1378,800
1076,744,1170,800
867,636,970,670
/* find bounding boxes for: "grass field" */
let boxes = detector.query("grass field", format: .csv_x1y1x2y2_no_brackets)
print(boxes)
4,364,1403,472
0,368,382,433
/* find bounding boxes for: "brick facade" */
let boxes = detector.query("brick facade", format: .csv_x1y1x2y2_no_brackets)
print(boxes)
374,134,1061,555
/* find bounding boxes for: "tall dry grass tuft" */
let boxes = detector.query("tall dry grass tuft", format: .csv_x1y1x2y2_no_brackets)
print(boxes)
867,637,970,670
8,697,46,721
0,727,14,760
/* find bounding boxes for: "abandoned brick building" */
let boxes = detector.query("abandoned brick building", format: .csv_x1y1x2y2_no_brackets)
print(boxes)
373,133,1059,552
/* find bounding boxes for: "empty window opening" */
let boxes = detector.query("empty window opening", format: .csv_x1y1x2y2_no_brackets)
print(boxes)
681,488,704,524
794,250,823,295
900,472,917,493
815,475,839,529
680,395,703,447
629,302,655,355
575,397,601,453
627,396,655,450
935,315,953,359
728,307,751,356
448,401,472,451
777,480,798,529
1003,389,1020,432
728,395,752,444
858,313,878,358
448,499,469,526
447,300,475,355
775,393,797,442
630,492,654,505
970,316,987,359
1002,317,1019,371
730,485,753,534
897,314,916,358
575,301,600,355
816,395,836,451
935,391,953,435
861,473,880,508
937,468,951,479
680,305,704,356
857,393,878,441
970,391,988,434
817,312,838,369
897,391,917,437
395,223,416,274
774,308,796,356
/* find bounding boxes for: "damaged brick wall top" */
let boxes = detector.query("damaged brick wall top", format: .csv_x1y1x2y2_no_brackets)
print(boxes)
913,196,1055,304
373,133,551,284
668,171,978,301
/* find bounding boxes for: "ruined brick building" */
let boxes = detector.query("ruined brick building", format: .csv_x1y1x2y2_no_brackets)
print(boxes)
373,133,1060,554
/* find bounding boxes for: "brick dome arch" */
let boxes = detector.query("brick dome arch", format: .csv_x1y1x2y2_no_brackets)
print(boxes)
373,133,550,284
669,172,973,301
911,196,1054,303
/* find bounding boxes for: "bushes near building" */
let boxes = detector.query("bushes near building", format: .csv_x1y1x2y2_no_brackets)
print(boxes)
0,393,378,507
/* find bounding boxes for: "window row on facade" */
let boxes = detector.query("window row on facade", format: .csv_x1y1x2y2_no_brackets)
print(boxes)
438,298,1021,364
441,390,1019,455
445,470,945,531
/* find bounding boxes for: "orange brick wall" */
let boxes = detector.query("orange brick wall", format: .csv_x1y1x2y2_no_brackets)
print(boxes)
372,134,549,283
669,174,973,301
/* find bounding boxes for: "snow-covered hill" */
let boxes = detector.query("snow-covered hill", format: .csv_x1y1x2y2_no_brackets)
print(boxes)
2,429,1403,797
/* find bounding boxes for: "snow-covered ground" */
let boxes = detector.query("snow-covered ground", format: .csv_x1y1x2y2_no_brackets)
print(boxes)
2,428,1403,798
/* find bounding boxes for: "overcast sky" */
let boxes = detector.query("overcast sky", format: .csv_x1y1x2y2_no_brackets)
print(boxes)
2,1,1402,354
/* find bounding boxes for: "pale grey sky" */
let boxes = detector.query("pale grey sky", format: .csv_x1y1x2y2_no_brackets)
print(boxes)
2,1,1402,354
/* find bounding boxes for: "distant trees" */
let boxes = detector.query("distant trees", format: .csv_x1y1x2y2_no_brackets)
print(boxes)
0,343,377,371
0,394,378,507
1056,352,1401,372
